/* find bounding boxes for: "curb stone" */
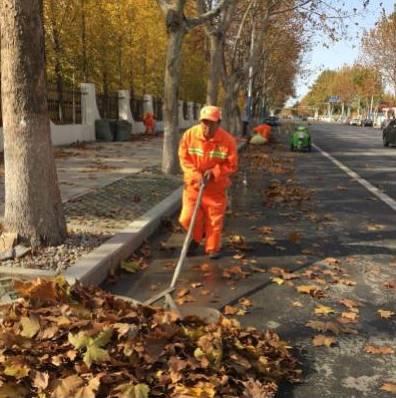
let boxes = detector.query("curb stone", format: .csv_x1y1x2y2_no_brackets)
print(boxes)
0,140,247,286
65,140,247,286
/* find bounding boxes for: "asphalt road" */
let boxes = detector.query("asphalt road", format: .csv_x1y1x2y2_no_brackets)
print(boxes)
104,123,396,398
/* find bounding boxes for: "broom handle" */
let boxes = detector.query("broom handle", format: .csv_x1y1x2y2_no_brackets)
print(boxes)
170,180,206,289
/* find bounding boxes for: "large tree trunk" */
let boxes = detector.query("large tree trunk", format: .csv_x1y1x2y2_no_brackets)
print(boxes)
0,0,67,248
206,33,223,105
162,22,185,175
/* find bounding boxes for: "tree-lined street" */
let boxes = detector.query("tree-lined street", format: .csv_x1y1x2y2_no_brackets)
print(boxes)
1,0,396,396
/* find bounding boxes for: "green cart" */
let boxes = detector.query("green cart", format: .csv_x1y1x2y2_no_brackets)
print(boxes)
290,125,312,152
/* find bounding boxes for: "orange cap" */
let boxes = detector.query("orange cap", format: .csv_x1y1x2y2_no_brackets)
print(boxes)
199,105,222,122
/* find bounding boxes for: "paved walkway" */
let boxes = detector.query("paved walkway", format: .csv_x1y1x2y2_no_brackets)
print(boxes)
0,136,163,216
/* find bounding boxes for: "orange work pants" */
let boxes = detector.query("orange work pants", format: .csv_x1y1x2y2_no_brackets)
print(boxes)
179,188,227,253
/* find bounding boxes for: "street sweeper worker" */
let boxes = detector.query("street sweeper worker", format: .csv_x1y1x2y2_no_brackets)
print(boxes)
253,123,272,141
178,105,238,259
143,112,156,135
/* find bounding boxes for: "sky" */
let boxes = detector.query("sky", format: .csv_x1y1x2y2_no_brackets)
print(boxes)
292,0,396,103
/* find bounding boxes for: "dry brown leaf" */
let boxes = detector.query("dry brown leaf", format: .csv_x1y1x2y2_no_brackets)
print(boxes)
364,344,395,355
378,309,395,319
272,277,285,286
381,383,396,394
288,231,302,244
312,335,336,347
341,312,359,322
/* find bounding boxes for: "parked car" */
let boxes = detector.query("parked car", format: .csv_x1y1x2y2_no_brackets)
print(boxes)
361,119,373,127
383,119,396,147
349,118,361,126
262,116,280,127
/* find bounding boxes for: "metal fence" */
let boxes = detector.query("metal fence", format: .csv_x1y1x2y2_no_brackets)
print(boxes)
153,97,163,121
130,96,144,122
96,92,119,120
183,102,189,120
0,85,82,126
47,85,82,124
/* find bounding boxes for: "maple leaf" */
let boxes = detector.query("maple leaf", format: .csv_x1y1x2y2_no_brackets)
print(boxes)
52,375,84,398
33,371,49,391
314,305,335,316
363,344,395,355
20,316,40,338
378,309,395,319
74,376,101,398
83,343,110,368
296,285,323,297
173,382,216,398
306,320,341,335
0,383,27,398
239,298,253,308
381,383,396,394
68,331,90,350
312,335,336,347
338,298,360,311
242,378,277,398
120,260,141,273
3,361,30,379
341,312,359,322
113,383,150,398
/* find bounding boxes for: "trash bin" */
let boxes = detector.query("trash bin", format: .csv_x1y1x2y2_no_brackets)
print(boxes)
95,119,113,142
115,120,132,141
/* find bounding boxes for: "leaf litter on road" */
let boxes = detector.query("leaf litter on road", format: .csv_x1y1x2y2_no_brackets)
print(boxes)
0,278,301,397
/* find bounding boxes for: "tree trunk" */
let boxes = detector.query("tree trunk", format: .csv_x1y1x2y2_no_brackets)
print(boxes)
162,28,185,175
206,33,223,105
0,0,67,247
222,74,240,132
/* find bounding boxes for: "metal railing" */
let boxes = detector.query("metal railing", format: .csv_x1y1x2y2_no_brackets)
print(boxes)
47,85,82,124
96,92,119,120
183,101,189,120
130,96,144,122
153,97,163,121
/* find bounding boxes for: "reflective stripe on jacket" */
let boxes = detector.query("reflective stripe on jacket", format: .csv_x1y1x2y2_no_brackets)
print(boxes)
179,124,238,192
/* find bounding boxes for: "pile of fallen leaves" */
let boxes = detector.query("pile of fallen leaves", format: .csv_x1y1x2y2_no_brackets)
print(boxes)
0,278,301,398
264,180,312,208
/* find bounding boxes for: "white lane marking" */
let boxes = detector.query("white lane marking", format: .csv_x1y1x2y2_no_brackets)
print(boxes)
313,143,396,212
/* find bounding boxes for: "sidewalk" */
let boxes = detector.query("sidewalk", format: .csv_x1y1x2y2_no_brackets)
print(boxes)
0,135,182,271
0,136,163,212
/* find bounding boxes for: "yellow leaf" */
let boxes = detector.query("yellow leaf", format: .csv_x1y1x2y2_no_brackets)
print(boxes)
3,361,30,379
20,316,40,338
314,305,335,316
272,277,285,285
120,260,140,273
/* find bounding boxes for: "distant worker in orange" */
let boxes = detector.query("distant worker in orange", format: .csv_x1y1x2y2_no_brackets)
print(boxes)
253,123,272,141
179,105,238,259
143,112,156,135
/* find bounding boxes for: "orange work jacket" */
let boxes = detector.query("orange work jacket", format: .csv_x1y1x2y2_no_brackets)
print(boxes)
179,125,238,193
